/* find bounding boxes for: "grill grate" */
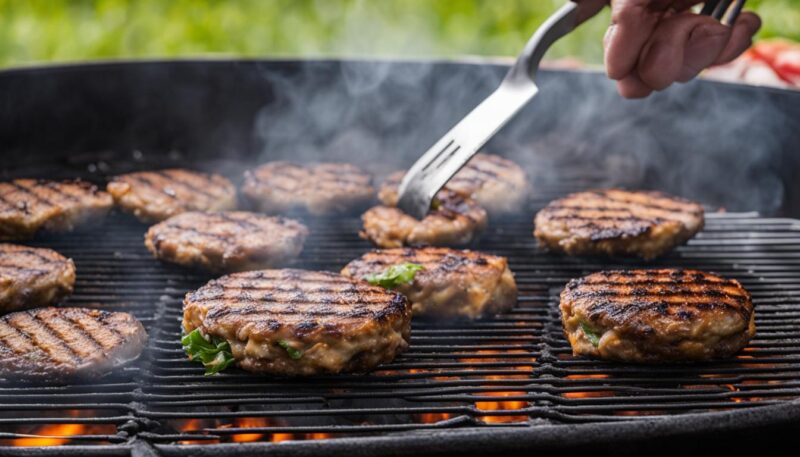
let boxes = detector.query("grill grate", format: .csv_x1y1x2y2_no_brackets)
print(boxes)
0,170,799,455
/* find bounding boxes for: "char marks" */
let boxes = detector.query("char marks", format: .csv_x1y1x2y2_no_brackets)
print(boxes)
186,269,408,328
242,162,375,215
0,179,113,239
0,244,76,312
182,268,411,375
108,169,237,222
144,211,308,272
563,269,753,324
534,189,705,260
0,307,148,380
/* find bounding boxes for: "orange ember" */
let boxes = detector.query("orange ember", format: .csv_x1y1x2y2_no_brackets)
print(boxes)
233,417,268,442
458,348,534,424
417,412,454,424
176,417,333,444
177,419,220,445
562,373,613,399
566,374,609,380
304,433,332,440
11,423,87,447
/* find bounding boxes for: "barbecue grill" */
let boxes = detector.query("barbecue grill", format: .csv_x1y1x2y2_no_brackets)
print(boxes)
1,59,799,456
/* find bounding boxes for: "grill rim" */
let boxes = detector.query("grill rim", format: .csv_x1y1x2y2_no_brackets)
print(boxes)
1,56,798,100
0,397,797,455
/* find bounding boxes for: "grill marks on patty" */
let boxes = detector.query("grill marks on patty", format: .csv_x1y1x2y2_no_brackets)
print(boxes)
145,211,308,272
566,270,752,324
187,270,406,325
183,269,411,375
560,269,755,363
0,179,113,239
0,244,76,313
361,189,488,248
242,162,375,215
0,307,147,380
107,169,237,222
342,247,518,319
534,189,704,259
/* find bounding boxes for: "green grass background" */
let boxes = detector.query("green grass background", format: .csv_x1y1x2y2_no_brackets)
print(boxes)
0,0,797,68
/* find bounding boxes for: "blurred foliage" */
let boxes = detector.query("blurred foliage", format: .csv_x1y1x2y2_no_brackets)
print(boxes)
0,0,797,68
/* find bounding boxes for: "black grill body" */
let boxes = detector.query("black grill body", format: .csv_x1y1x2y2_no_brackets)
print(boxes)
0,59,799,456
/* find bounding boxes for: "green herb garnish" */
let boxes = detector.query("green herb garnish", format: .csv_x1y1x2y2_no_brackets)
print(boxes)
579,322,601,348
181,328,235,375
430,198,442,210
363,263,424,289
277,339,303,360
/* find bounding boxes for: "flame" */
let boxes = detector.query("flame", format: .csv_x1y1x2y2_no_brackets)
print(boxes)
11,423,86,447
177,419,220,445
475,392,528,424
304,433,332,440
271,433,294,443
416,412,453,424
565,374,609,380
176,417,332,444
562,373,613,399
458,349,533,423
233,417,267,442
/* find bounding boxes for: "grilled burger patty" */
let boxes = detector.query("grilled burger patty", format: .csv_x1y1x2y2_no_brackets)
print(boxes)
183,269,411,375
0,244,76,313
379,153,528,215
534,189,704,260
360,189,487,248
0,179,113,239
145,211,309,272
0,307,148,381
342,247,517,319
107,169,237,222
242,162,375,215
560,269,755,363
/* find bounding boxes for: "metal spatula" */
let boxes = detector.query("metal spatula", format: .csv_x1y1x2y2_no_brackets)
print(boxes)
397,1,583,219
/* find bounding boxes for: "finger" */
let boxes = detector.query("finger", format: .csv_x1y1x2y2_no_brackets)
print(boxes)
638,13,729,90
714,12,761,64
604,0,663,79
617,73,654,99
677,18,733,81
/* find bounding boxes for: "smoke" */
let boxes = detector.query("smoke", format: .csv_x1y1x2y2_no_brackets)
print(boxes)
240,3,799,215
250,55,796,214
5,2,792,216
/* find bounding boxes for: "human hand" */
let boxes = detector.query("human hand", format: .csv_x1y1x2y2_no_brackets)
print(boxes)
579,0,761,98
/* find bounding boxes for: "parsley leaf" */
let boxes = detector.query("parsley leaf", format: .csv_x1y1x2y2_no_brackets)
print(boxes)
181,328,235,375
363,263,424,289
579,322,602,348
276,339,304,360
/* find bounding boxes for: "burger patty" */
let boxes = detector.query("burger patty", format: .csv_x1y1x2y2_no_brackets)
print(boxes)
242,162,375,215
341,247,517,319
0,179,113,239
145,211,309,272
183,269,411,375
0,307,148,381
534,189,704,260
0,244,76,313
560,269,755,363
360,189,487,248
379,153,528,215
107,169,237,222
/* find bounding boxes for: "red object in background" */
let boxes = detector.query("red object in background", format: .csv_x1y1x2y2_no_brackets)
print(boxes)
704,39,800,89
